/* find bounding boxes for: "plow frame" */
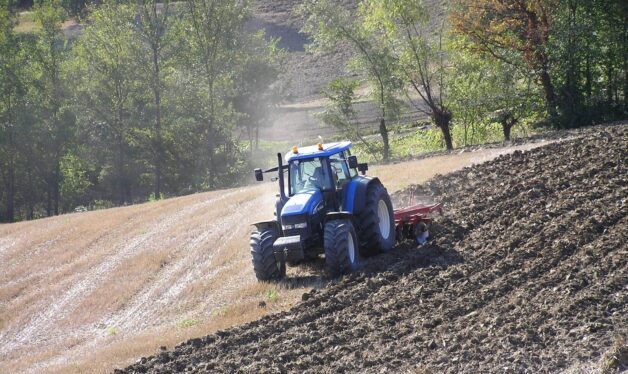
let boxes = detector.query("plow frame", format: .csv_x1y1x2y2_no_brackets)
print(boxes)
393,200,443,243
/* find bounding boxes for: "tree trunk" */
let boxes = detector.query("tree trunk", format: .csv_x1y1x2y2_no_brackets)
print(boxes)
5,120,16,222
525,6,559,123
247,124,252,154
7,155,15,223
441,125,453,151
379,118,389,162
152,44,162,199
376,76,389,162
117,138,126,205
433,107,453,151
46,184,53,217
50,159,61,216
53,170,60,215
207,131,214,190
503,122,512,142
606,65,613,104
585,53,592,100
207,76,215,190
539,68,559,122
26,170,34,220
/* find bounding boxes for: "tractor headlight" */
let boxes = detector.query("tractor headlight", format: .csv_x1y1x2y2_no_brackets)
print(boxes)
282,222,307,230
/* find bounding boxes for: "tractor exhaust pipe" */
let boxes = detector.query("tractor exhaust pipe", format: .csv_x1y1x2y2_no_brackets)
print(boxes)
277,153,287,202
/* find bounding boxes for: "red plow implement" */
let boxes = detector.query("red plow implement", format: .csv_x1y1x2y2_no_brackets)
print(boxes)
394,198,443,244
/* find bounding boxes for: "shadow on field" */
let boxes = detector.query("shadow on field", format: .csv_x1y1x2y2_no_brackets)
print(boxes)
279,217,467,288
281,258,329,289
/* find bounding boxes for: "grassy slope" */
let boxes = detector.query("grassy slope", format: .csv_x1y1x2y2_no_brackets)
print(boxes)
0,142,555,374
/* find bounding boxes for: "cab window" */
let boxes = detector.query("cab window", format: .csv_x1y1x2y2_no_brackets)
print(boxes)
329,152,350,189
289,157,332,195
347,150,358,178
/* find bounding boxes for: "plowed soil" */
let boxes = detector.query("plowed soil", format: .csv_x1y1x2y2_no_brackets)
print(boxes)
0,138,559,374
120,125,627,373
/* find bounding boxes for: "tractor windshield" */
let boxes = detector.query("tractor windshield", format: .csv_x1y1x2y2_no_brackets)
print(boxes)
289,157,332,195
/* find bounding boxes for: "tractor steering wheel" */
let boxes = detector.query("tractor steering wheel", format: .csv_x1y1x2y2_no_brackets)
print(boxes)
302,170,313,179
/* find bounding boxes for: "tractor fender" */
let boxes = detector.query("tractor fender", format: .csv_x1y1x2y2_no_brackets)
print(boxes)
325,211,352,222
275,198,285,222
252,220,281,233
343,176,380,214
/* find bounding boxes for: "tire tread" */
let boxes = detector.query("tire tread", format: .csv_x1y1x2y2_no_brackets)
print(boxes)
356,182,395,255
250,228,282,281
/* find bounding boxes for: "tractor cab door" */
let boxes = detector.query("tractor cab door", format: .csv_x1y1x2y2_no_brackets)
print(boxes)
288,157,332,195
329,152,353,207
288,157,338,211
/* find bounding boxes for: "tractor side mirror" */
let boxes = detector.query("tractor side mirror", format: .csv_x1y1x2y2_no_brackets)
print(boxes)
347,155,358,169
358,163,368,175
254,168,263,181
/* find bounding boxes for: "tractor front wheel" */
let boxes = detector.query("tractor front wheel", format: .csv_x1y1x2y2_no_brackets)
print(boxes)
324,219,360,277
250,228,285,281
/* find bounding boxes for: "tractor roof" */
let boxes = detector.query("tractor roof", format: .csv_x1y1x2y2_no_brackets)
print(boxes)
285,141,353,162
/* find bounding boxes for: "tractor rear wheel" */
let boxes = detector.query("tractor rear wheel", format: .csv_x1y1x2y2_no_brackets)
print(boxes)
324,219,360,277
250,228,285,281
356,182,395,256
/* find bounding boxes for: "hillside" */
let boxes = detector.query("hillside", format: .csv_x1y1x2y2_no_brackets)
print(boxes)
0,140,557,373
120,125,627,373
251,0,358,102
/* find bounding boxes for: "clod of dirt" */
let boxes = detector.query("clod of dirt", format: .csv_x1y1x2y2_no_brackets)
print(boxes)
119,125,627,374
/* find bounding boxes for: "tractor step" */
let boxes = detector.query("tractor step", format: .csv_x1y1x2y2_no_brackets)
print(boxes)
273,235,304,263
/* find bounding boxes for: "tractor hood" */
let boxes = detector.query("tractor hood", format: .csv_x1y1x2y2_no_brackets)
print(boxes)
281,189,324,217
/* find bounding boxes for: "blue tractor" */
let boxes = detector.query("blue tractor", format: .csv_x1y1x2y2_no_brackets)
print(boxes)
251,141,395,280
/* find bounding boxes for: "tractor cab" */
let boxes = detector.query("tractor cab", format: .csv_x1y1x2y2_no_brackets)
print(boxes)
251,141,394,281
284,141,366,212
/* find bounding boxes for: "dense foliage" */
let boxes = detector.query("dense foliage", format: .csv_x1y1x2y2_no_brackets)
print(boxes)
0,0,282,222
1,0,626,222
451,0,627,128
302,0,626,158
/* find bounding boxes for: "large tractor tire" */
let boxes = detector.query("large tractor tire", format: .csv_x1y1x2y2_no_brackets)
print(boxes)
356,182,395,256
324,219,360,277
250,228,285,281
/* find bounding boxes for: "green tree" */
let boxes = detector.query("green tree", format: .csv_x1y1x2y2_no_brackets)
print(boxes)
550,0,627,125
299,0,402,161
0,0,287,221
0,0,23,222
317,78,380,157
451,0,560,121
31,0,72,215
451,0,627,127
362,0,455,151
183,0,247,188
448,43,540,143
70,1,143,204
59,151,91,211
134,0,179,198
61,0,91,17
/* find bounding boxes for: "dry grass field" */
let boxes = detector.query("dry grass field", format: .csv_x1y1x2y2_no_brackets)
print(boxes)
0,141,555,374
